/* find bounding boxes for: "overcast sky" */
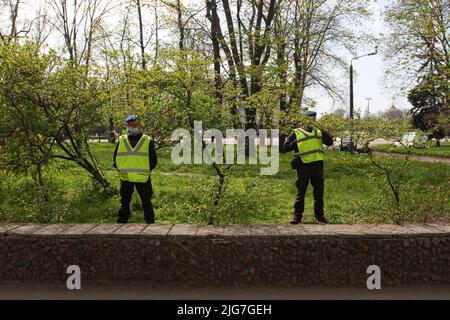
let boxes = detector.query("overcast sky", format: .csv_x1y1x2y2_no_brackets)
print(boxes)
310,0,412,116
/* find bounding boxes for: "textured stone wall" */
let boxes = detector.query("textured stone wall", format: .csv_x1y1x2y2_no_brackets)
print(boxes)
0,223,449,287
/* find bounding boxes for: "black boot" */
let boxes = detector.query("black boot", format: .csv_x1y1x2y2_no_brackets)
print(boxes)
117,209,130,224
316,215,328,224
290,213,302,225
143,204,155,224
144,211,155,224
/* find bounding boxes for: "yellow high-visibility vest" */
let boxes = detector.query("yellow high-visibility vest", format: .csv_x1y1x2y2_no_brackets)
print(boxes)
293,127,324,163
116,134,152,182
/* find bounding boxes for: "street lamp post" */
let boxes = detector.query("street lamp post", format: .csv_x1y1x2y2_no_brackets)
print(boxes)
365,97,372,117
349,51,377,151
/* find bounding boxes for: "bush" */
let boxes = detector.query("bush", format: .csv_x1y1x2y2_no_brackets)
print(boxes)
153,173,271,225
0,174,70,223
154,175,216,224
212,177,270,224
71,176,120,222
364,173,450,224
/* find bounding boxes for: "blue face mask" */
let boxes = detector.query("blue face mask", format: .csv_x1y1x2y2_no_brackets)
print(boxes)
308,118,317,126
128,127,139,135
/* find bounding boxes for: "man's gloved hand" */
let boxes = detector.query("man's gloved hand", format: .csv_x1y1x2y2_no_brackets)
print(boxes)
288,141,298,150
290,157,301,170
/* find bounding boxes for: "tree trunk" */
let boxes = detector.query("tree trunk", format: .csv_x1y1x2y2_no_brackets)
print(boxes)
222,0,249,97
109,116,115,144
136,0,146,71
35,162,49,203
206,0,223,103
154,0,159,60
176,0,184,51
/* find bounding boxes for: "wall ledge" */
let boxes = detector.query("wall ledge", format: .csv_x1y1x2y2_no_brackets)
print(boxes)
1,223,450,287
2,223,450,237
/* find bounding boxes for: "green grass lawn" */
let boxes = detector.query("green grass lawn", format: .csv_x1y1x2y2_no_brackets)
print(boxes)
0,142,449,224
373,141,450,158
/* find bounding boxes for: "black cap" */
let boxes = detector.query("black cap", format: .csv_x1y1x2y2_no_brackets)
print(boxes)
125,114,138,123
304,110,317,117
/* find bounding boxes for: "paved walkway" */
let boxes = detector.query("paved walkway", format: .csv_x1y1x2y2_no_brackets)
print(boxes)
1,283,450,300
373,151,450,165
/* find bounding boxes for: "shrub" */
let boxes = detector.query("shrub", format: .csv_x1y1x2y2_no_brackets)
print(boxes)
0,175,70,223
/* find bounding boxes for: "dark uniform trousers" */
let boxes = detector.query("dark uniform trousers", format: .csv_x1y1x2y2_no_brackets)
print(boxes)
294,161,325,219
117,177,155,224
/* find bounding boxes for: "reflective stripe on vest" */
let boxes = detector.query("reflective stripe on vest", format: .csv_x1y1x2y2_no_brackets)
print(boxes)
116,152,149,157
116,169,152,173
296,149,325,157
293,128,324,163
116,134,152,182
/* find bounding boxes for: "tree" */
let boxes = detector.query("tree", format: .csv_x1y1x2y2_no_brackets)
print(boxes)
385,0,449,87
318,112,347,143
332,107,347,119
319,113,418,223
47,0,111,69
0,0,32,43
363,117,416,223
145,48,232,134
385,0,449,145
273,0,370,149
382,106,407,120
285,0,369,110
408,77,450,145
205,0,223,103
0,43,56,197
0,42,113,193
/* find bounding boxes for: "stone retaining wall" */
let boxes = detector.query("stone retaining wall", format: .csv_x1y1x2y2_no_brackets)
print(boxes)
1,223,450,287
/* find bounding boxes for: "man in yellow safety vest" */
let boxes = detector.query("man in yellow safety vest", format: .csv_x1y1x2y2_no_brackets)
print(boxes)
283,110,333,224
113,114,158,224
